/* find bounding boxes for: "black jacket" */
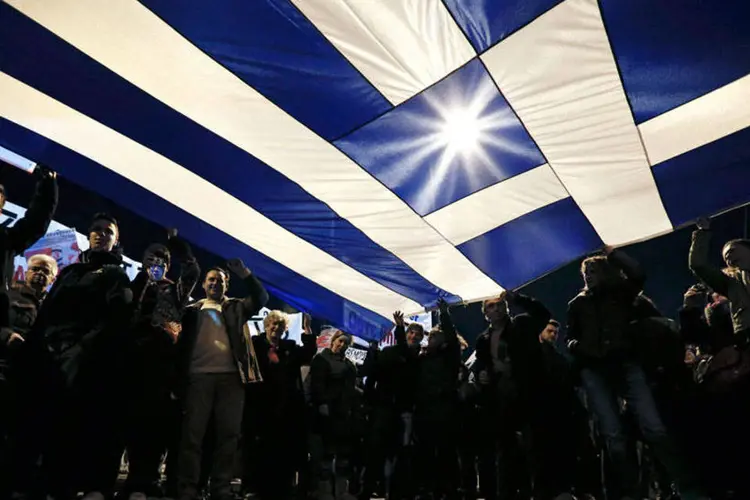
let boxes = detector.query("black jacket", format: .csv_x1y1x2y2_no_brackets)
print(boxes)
473,293,551,404
251,333,317,422
176,274,268,389
28,249,133,385
0,172,58,291
131,236,200,339
1,283,44,339
310,347,358,417
0,284,45,381
364,325,420,413
128,236,200,388
415,304,462,410
567,250,645,363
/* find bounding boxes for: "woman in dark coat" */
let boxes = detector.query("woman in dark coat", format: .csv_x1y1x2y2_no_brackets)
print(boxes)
310,330,358,500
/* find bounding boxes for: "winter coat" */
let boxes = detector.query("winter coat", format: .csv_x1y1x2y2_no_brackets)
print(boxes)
364,325,420,413
175,273,268,391
310,347,358,419
27,249,133,386
689,228,750,336
128,236,200,390
473,293,551,409
567,250,645,363
251,332,317,423
0,284,44,381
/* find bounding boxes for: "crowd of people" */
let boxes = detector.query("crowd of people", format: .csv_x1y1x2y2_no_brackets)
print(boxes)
0,165,748,500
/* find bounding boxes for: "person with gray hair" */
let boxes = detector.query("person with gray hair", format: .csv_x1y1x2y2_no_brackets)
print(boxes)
0,252,58,494
1,253,57,347
246,311,317,499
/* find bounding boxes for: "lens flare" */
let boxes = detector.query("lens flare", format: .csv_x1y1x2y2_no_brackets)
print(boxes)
440,109,482,152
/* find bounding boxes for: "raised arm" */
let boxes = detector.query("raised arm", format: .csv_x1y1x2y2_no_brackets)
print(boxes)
226,258,269,317
166,230,200,306
6,167,58,256
438,298,456,339
606,247,646,296
508,291,551,336
688,220,730,296
297,313,318,366
393,311,406,346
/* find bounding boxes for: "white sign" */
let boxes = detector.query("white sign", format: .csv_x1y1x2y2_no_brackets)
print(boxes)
247,306,304,342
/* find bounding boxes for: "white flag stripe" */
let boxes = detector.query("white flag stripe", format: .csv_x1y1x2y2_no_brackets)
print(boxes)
481,0,672,246
640,74,750,167
0,73,423,317
424,164,569,245
0,144,37,173
6,0,504,302
290,0,476,105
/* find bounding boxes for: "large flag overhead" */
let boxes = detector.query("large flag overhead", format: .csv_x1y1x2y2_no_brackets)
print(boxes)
1,0,748,339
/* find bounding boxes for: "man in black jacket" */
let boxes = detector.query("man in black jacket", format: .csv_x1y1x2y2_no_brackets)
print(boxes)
360,312,423,500
412,299,462,499
14,213,133,499
472,290,550,500
567,248,705,500
123,230,200,498
176,259,268,500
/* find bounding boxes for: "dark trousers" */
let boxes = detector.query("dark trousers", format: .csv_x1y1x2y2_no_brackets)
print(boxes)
413,403,459,499
124,382,179,496
177,372,245,500
256,429,299,500
581,363,702,500
10,353,123,499
360,406,399,498
476,401,532,500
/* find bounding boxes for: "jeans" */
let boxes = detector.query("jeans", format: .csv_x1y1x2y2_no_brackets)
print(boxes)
177,372,245,500
581,362,701,500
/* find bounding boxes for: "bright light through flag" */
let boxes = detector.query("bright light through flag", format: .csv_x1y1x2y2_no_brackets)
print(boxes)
440,109,481,153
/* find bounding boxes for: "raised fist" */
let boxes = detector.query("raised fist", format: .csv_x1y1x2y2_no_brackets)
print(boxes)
226,258,251,278
696,218,711,231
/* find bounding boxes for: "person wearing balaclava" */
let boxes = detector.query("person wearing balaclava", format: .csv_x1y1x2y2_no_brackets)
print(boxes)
122,229,200,499
11,212,133,500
